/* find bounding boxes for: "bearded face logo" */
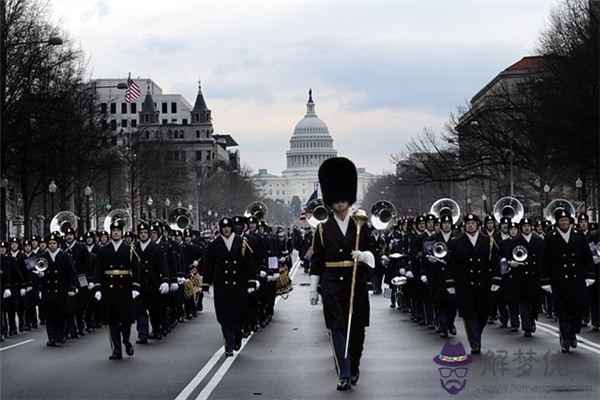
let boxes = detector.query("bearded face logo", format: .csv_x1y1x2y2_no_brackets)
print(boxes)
433,342,473,395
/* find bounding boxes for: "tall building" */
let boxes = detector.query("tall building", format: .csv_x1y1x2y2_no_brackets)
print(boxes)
253,90,377,206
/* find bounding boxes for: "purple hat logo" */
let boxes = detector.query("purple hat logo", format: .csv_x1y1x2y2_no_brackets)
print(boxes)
433,342,473,395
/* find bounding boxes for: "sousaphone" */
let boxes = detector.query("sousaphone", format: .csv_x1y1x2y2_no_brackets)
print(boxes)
493,196,524,223
103,208,132,233
544,198,576,225
430,198,461,224
370,200,397,230
50,211,78,236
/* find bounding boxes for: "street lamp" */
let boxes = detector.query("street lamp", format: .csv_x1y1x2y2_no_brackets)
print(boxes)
481,194,488,214
164,198,170,220
177,201,182,208
466,198,472,213
543,184,550,209
48,180,57,217
575,177,583,202
147,196,154,221
84,185,92,231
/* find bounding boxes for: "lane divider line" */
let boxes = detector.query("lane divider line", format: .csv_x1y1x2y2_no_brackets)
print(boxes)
535,324,600,356
0,339,35,352
535,320,600,351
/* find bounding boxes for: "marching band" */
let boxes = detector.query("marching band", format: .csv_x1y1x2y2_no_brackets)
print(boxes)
1,159,599,393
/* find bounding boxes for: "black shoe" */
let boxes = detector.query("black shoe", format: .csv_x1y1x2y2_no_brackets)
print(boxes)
532,321,537,332
149,332,162,340
136,338,148,344
500,322,507,328
125,342,134,356
0,335,5,342
570,338,577,349
85,327,93,333
78,329,86,337
510,326,518,332
449,326,457,336
8,329,17,336
336,377,352,391
427,323,435,329
46,340,57,347
418,320,426,326
561,346,570,353
593,325,599,332
350,371,359,385
487,317,495,324
524,331,532,337
242,331,251,339
471,348,481,355
440,331,448,338
109,352,123,360
59,336,67,344
225,349,234,357
389,304,396,308
234,343,242,351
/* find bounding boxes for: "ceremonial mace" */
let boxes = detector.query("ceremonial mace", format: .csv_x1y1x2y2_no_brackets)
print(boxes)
344,209,369,359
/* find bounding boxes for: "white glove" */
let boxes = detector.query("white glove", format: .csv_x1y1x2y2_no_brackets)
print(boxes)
426,255,438,263
20,288,26,297
309,275,320,305
247,287,256,294
38,291,42,299
279,257,287,263
36,271,45,278
170,283,179,292
267,275,277,282
446,287,455,295
420,275,428,284
159,282,169,294
273,272,280,279
399,268,406,275
177,277,186,285
3,289,11,298
132,290,140,299
192,260,199,267
259,270,267,278
405,271,414,279
585,279,595,287
68,290,76,297
351,250,371,264
508,260,520,268
26,286,33,292
593,255,600,265
88,282,94,290
491,284,500,292
254,281,260,290
381,255,390,266
95,291,102,301
541,285,552,293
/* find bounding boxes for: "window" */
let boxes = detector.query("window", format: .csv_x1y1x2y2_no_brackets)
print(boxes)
205,151,211,161
162,119,167,125
110,103,116,114
196,151,202,161
121,103,127,114
121,120,127,128
162,102,168,113
171,102,177,113
110,136,117,145
145,131,150,139
110,120,117,130
100,103,107,114
171,118,177,123
101,120,108,130
167,131,172,139
182,119,188,125
131,103,137,114
131,119,137,127
196,130,200,138
179,130,184,139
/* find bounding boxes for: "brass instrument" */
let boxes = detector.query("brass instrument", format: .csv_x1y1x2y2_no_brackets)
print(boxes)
184,273,202,299
493,196,524,223
103,208,132,233
512,245,528,262
168,207,194,231
370,200,397,230
34,257,48,272
544,198,576,225
244,201,268,221
305,198,330,228
50,211,78,236
276,266,294,298
432,241,448,259
430,198,461,224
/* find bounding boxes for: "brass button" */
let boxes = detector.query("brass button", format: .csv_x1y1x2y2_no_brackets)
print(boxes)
109,284,113,288
225,270,229,274
233,270,237,274
233,281,237,285
225,281,229,284
525,271,529,275
469,258,473,262
233,261,237,264
225,260,229,264
571,263,575,267
339,249,343,253
477,258,481,262
470,269,473,273
565,275,568,278
339,276,344,281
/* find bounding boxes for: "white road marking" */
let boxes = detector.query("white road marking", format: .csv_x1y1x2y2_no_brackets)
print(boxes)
175,257,302,400
535,324,600,356
535,320,600,352
0,339,35,352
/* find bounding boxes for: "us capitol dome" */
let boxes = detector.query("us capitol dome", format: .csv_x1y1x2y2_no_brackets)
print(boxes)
253,90,376,207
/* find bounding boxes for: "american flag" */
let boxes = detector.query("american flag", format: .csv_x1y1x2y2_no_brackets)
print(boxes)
124,73,140,103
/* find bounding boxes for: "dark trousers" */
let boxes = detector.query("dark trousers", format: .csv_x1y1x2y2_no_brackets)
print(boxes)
330,326,366,378
221,323,242,352
135,291,162,339
543,293,554,316
436,302,457,333
109,323,131,354
244,292,258,331
587,284,599,327
5,298,18,333
44,305,67,341
463,314,487,350
499,302,520,328
520,302,536,332
558,314,581,348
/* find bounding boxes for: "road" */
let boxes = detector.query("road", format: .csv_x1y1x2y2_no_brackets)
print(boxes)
1,258,599,399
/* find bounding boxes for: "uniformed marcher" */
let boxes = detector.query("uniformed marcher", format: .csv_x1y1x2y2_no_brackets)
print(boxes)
94,220,141,360
4,237,28,334
35,232,78,346
309,157,376,391
577,213,600,331
505,217,543,337
445,214,501,354
63,227,91,337
540,208,595,352
411,214,437,328
1,240,13,341
134,222,169,343
202,217,256,356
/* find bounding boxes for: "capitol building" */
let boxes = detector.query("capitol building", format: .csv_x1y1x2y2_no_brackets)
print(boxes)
253,90,378,207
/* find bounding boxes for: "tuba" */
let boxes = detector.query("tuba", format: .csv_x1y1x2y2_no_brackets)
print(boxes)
306,198,330,228
169,207,194,231
512,245,528,262
370,200,397,230
493,196,524,223
544,198,576,225
50,211,78,236
34,257,49,272
244,201,268,221
103,208,132,233
430,198,461,224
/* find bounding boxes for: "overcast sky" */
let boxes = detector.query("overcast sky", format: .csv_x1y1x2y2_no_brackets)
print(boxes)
49,0,556,175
